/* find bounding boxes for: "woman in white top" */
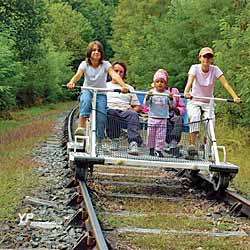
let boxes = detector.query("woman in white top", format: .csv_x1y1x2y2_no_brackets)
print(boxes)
67,41,128,141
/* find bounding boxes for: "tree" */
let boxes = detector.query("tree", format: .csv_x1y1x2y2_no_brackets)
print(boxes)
214,1,250,124
61,0,116,58
16,39,73,106
0,0,47,61
110,0,171,88
110,0,236,90
42,2,93,61
0,31,23,86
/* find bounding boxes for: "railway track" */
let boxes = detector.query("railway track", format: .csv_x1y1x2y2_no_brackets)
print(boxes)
1,107,249,249
64,106,250,250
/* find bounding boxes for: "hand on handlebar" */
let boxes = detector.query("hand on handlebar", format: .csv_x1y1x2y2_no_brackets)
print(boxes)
67,82,75,89
121,86,129,93
147,90,153,96
184,92,192,99
169,92,174,100
233,97,241,103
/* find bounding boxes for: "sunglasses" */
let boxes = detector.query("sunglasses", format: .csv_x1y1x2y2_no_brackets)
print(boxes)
202,53,214,59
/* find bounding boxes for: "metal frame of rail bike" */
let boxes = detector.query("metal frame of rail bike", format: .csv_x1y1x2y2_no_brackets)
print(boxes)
69,86,239,191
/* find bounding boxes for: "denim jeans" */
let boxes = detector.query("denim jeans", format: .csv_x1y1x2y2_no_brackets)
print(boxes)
79,89,107,139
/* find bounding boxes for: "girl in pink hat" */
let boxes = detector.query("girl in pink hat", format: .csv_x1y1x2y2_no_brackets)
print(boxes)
145,70,172,157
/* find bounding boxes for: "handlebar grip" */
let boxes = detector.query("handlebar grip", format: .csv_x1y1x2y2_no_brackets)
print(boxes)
61,84,81,90
113,89,131,93
226,99,242,103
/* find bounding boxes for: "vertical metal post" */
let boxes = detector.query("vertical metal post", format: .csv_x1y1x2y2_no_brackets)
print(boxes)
91,90,97,156
208,99,220,164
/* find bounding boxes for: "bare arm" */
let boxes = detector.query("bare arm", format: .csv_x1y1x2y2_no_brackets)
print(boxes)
184,74,195,99
145,90,153,102
129,93,141,112
67,68,84,89
219,75,240,103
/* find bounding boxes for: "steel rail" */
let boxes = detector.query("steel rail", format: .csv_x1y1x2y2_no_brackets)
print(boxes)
67,105,78,142
67,106,109,249
194,172,250,217
223,189,250,217
79,181,109,250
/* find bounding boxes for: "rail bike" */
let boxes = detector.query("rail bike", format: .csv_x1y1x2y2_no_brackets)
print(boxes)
66,86,239,191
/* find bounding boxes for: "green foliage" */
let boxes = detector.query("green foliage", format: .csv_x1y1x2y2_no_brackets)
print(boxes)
0,0,249,125
0,31,24,111
214,1,250,124
42,2,93,61
111,0,235,90
16,40,73,106
0,31,24,86
101,0,119,6
110,0,249,124
63,0,116,58
0,86,16,114
0,0,47,61
110,0,171,88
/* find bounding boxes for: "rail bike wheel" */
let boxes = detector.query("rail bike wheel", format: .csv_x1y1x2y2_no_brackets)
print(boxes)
75,162,89,181
186,169,201,185
212,173,230,191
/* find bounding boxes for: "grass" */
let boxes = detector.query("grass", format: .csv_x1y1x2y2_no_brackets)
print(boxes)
215,118,250,198
119,234,250,250
0,102,76,220
103,198,249,250
107,213,216,231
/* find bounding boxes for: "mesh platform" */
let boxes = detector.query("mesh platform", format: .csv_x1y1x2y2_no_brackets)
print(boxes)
96,113,213,165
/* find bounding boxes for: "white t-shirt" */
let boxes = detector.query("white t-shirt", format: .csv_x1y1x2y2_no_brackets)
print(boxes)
78,60,111,88
188,64,223,103
107,81,140,111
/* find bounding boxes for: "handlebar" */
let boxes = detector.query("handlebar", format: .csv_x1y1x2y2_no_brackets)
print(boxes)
188,95,239,103
62,85,131,93
62,84,81,90
62,85,240,103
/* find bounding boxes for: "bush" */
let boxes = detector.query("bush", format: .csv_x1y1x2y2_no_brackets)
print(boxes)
0,86,16,118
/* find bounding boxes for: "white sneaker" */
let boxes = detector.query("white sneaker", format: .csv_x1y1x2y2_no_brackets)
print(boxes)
187,144,198,159
111,139,120,151
128,141,138,156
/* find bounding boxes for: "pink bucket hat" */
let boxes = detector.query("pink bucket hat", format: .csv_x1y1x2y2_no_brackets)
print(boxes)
153,69,168,82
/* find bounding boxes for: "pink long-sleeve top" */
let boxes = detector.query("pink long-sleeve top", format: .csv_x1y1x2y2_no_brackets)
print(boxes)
166,87,186,116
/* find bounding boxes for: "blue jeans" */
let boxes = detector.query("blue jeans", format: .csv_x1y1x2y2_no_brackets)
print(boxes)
79,89,107,139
